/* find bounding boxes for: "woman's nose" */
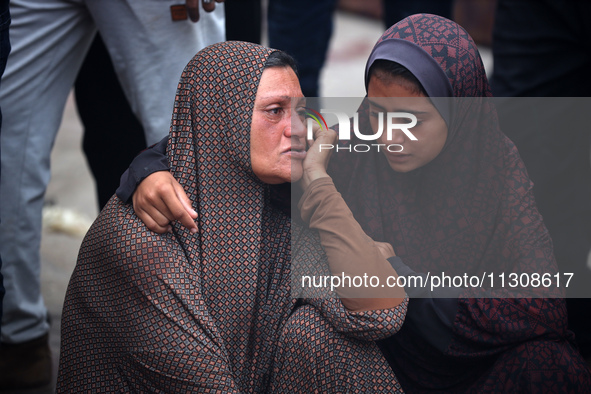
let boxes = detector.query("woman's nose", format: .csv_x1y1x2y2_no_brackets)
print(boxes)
387,127,406,144
286,109,306,139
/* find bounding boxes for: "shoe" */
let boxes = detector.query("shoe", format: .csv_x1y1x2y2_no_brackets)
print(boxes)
0,334,52,391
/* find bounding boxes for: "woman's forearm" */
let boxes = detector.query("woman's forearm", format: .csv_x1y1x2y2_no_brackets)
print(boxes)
298,177,406,311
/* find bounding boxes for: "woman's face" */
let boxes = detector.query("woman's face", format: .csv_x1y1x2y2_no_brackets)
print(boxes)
367,75,448,173
251,66,306,184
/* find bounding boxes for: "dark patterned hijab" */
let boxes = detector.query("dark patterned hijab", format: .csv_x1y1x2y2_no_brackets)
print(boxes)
327,14,573,390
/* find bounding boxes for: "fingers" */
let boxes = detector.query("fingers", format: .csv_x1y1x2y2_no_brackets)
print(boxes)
202,0,216,13
132,171,198,234
299,123,338,189
303,126,337,168
307,122,337,149
133,193,172,234
160,183,198,233
186,0,200,22
175,184,198,219
307,122,319,148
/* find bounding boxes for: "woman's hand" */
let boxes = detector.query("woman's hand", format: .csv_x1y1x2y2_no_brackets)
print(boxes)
132,171,198,234
300,122,338,190
185,0,224,23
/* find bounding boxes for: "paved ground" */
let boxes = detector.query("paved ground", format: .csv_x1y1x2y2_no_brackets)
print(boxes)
38,10,492,389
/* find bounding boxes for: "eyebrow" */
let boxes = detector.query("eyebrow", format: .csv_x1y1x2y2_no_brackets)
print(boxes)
257,96,306,108
367,99,429,115
258,95,304,102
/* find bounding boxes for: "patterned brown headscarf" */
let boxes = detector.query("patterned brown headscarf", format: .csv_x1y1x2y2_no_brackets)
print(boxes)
58,41,295,392
165,40,295,389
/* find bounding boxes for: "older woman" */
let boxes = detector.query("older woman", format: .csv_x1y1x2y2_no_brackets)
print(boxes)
57,41,406,392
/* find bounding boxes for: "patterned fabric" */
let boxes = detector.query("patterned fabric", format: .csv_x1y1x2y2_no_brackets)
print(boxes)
327,14,591,392
275,222,407,393
58,41,289,392
271,305,403,393
57,41,408,392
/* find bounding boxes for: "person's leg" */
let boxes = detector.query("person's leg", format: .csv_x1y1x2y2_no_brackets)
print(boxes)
271,304,403,393
225,0,261,43
0,0,11,337
268,0,337,97
75,34,147,210
0,0,95,388
87,0,225,145
491,0,591,97
0,0,95,344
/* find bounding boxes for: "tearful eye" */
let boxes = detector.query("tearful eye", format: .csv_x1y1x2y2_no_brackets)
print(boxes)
268,108,281,115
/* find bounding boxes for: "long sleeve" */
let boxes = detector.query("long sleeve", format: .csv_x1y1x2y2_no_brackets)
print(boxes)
291,222,408,342
298,177,406,305
116,136,169,203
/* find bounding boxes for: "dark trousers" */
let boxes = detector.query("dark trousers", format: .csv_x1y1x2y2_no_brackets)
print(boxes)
268,0,338,97
75,34,146,210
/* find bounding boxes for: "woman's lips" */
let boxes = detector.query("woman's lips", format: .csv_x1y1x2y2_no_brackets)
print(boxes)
385,153,410,163
285,147,307,160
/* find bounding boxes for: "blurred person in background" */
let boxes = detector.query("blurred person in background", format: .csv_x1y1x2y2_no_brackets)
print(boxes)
77,0,261,212
0,0,224,390
268,0,454,98
0,0,11,339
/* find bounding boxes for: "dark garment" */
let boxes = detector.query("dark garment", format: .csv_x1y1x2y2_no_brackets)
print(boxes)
267,0,337,97
0,0,11,332
225,0,261,44
386,256,460,353
491,0,591,357
75,34,147,210
116,136,167,203
382,0,453,30
328,14,591,392
491,0,591,97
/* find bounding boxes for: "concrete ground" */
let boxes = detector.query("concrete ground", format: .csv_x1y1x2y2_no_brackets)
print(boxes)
37,10,492,390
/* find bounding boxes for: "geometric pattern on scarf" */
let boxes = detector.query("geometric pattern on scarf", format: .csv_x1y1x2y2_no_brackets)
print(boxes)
165,40,293,390
328,14,591,392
